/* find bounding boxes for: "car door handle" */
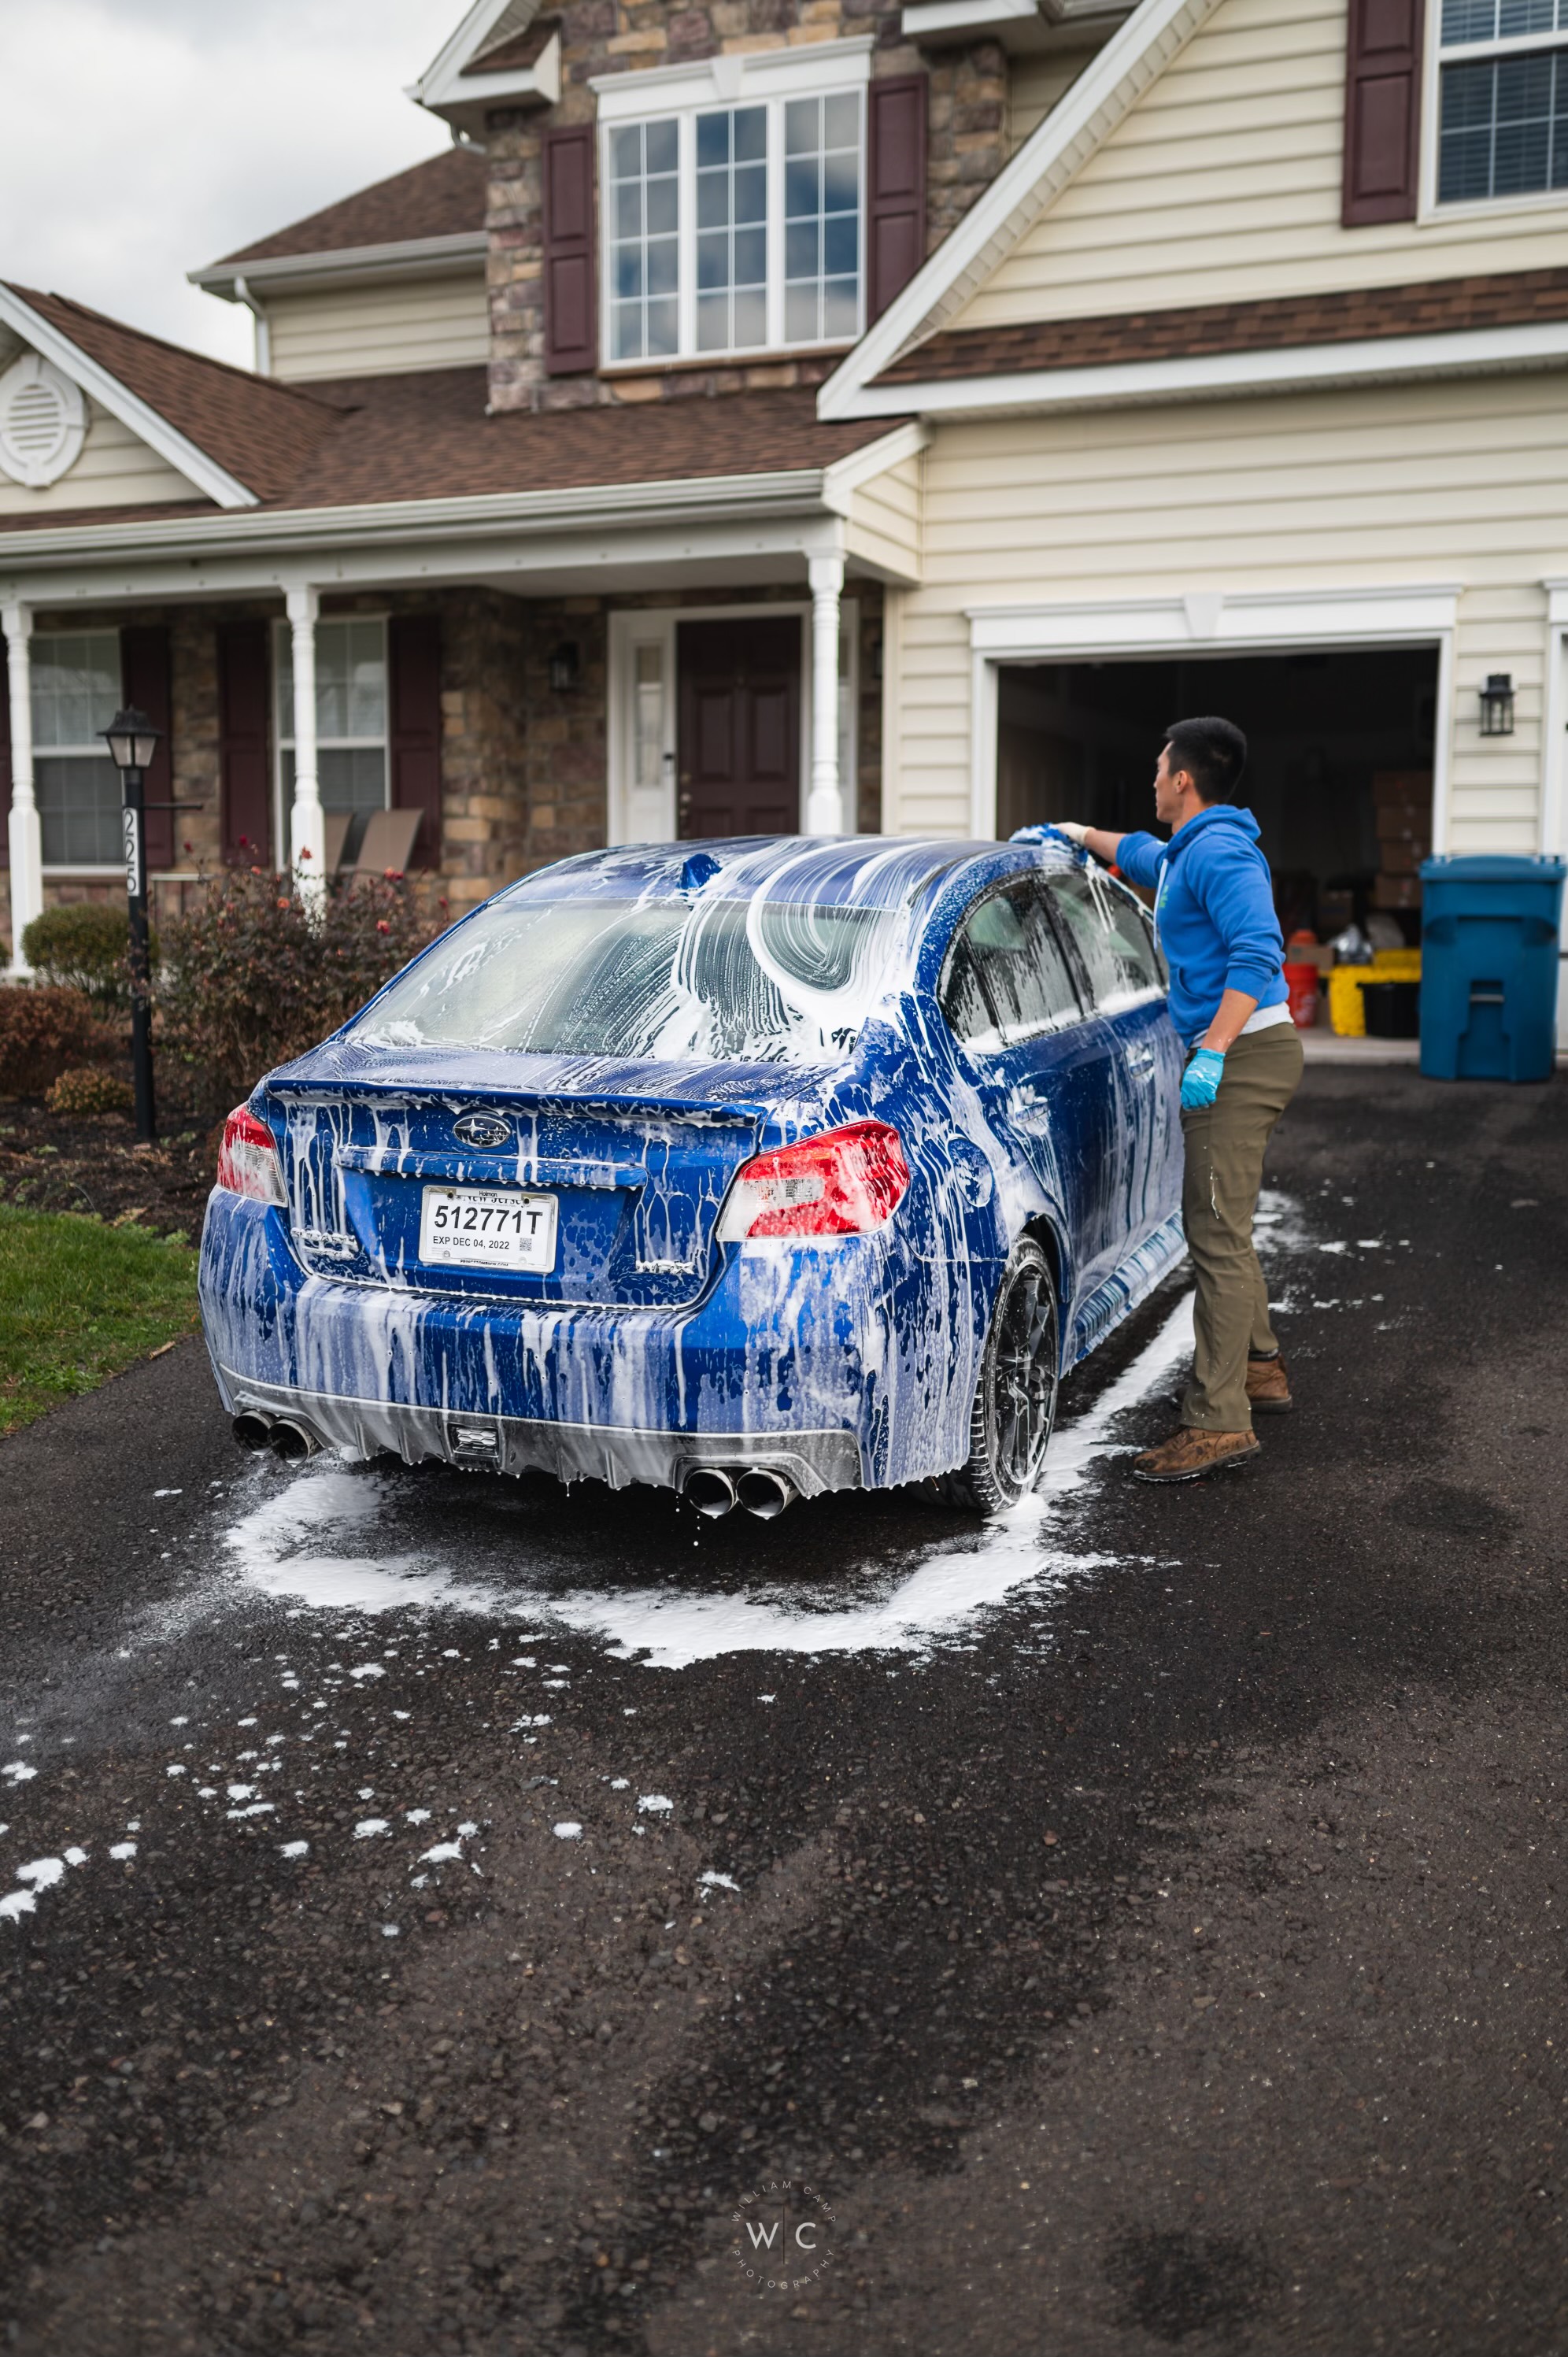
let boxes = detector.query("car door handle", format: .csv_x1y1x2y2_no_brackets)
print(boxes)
1126,1048,1156,1078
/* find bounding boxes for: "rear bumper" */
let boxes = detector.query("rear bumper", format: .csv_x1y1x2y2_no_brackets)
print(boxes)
200,1191,888,1494
212,1367,860,1495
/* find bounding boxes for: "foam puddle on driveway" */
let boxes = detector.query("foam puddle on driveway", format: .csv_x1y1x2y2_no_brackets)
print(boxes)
218,1288,1196,1666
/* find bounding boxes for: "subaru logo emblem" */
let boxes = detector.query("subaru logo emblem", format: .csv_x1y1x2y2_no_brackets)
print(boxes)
453,1112,511,1150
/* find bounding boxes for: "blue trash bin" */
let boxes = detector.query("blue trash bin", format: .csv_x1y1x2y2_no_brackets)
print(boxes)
1418,854,1566,1082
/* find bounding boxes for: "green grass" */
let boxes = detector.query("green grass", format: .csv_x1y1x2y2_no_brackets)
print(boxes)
0,1206,201,1436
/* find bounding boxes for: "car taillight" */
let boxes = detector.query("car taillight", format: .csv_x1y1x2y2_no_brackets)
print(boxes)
216,1105,286,1206
717,1119,909,1243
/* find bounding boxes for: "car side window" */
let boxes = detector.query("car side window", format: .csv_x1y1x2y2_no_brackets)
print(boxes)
941,879,1083,1052
1045,868,1167,1012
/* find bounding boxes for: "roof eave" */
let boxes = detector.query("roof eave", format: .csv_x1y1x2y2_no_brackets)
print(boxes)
0,467,855,573
849,316,1568,419
192,231,488,301
409,26,560,132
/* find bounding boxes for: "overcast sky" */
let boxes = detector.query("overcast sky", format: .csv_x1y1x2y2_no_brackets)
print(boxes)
0,0,466,369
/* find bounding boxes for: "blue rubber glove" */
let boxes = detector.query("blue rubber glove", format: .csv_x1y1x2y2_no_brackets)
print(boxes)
1180,1047,1226,1110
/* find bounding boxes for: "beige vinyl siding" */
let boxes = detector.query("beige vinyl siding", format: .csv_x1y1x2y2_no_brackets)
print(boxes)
960,0,1568,330
886,372,1562,850
265,272,489,382
1008,46,1105,151
844,451,923,581
0,397,199,513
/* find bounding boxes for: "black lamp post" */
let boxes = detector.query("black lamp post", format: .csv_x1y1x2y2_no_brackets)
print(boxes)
100,705,163,1144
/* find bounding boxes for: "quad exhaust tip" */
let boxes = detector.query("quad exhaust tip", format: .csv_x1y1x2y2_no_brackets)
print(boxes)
684,1467,737,1520
268,1418,321,1462
683,1467,797,1520
231,1411,321,1462
736,1469,794,1520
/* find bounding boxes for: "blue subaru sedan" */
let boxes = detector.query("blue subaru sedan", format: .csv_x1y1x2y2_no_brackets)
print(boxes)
199,834,1183,1517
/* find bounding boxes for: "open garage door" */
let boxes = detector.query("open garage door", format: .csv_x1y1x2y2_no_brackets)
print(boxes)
995,649,1439,944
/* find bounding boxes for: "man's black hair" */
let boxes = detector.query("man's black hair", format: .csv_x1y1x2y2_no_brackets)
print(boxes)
1163,715,1247,804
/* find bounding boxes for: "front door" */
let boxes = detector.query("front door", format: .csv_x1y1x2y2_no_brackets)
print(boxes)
676,618,800,839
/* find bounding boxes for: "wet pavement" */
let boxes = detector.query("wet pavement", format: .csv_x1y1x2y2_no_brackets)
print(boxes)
1,1066,1564,2357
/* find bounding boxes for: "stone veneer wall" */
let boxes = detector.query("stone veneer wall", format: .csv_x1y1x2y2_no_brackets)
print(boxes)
485,2,1006,413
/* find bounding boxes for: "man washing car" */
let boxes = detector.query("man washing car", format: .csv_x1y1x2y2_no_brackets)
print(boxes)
1056,716,1302,1483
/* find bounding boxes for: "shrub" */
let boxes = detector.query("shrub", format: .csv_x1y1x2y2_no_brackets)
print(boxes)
0,986,125,1098
45,1064,136,1117
21,904,155,1009
157,868,439,1116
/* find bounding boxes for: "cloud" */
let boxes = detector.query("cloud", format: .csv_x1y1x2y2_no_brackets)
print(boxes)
0,0,462,366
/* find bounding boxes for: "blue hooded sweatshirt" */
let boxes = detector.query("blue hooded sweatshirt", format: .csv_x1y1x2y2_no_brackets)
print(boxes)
1115,804,1286,1048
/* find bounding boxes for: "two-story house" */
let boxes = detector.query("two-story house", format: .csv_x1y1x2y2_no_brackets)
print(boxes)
1,0,1563,975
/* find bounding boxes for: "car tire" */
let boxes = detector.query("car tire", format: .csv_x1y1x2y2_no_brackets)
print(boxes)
944,1238,1060,1514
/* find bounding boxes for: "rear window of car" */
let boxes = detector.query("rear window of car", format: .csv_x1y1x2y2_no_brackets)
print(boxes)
353,892,906,1065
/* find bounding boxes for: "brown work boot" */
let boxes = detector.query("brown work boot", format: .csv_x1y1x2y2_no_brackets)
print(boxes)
1132,1427,1259,1484
1246,1351,1292,1414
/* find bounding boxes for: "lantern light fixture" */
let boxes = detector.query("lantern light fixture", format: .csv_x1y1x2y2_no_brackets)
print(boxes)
101,705,163,771
1478,673,1515,737
549,641,581,694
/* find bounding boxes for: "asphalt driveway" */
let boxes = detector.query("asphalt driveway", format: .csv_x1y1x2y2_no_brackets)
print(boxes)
1,1067,1563,2357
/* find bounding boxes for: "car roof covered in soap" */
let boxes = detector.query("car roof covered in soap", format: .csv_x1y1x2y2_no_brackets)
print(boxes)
497,836,1031,916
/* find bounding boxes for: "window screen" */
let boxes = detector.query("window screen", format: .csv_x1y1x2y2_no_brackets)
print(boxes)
1047,869,1165,1012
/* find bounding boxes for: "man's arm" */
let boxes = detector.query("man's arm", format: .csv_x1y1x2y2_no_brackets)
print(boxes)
1200,985,1259,1054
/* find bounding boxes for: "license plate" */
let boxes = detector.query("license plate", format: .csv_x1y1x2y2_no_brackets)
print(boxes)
418,1185,557,1274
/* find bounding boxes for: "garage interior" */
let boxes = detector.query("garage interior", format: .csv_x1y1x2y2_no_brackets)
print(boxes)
996,649,1440,943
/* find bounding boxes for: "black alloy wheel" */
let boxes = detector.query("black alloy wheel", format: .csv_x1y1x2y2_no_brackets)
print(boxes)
945,1238,1060,1513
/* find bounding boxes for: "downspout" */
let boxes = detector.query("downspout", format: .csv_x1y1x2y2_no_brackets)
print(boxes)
232,276,272,377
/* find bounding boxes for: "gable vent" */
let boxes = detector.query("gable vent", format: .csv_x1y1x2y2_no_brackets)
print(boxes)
0,353,87,489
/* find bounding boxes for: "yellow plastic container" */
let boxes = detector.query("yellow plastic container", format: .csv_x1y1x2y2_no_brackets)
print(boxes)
1328,950,1422,1036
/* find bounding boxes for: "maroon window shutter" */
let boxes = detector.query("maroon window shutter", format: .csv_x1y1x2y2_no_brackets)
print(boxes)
867,74,928,323
389,613,442,871
1343,0,1423,225
217,620,272,866
543,124,597,376
120,623,175,871
0,652,10,871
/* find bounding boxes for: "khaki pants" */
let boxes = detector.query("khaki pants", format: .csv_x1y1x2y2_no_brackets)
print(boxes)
1179,1021,1304,1433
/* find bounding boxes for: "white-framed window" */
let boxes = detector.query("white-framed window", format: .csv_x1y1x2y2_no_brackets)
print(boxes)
1435,0,1568,202
273,616,390,821
32,630,121,869
595,40,871,366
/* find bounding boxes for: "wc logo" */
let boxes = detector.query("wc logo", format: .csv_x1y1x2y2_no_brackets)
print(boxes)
729,2177,838,2294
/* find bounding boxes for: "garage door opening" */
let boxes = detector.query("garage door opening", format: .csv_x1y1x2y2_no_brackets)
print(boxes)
996,649,1439,942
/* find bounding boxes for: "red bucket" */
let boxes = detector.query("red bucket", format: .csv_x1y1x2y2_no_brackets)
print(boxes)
1283,960,1320,1030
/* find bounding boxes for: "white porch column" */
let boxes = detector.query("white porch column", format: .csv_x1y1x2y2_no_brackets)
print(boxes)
3,601,42,976
806,553,845,836
285,583,324,905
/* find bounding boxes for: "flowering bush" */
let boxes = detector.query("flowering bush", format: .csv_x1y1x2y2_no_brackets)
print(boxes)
157,868,440,1115
45,1064,136,1116
0,986,125,1098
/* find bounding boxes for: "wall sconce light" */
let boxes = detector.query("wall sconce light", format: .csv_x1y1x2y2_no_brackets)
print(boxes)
1478,672,1514,736
549,640,581,694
